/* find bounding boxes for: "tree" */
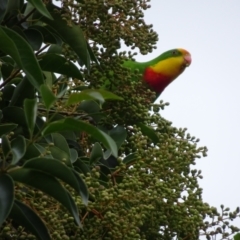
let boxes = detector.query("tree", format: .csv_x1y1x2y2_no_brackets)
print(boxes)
0,0,239,239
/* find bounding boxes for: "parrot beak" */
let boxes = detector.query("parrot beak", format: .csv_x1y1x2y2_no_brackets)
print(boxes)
184,54,192,66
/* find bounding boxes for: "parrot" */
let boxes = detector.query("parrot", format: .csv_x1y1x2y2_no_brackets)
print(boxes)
123,48,192,96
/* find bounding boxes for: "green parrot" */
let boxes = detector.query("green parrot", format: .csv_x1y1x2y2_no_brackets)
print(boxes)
123,48,192,95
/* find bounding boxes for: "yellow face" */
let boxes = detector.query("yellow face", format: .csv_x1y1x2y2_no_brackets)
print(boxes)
150,49,192,81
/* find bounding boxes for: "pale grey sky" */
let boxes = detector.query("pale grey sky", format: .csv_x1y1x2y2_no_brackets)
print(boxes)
136,0,240,225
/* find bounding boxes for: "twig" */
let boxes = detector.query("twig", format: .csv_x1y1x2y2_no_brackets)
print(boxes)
0,69,21,89
17,9,36,26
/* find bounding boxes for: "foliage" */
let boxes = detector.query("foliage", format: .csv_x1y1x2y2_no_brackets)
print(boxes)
0,0,239,240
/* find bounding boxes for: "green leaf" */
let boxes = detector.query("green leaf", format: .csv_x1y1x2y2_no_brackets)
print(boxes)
108,126,127,149
8,168,81,226
47,145,69,162
0,56,15,80
73,158,91,175
24,143,41,160
0,27,44,90
40,84,56,109
35,116,48,137
0,123,17,136
90,142,103,164
3,106,27,127
0,0,8,23
52,132,70,152
9,200,51,240
2,85,15,101
28,0,53,20
86,89,124,101
11,26,26,39
72,86,89,91
2,135,11,159
70,148,78,163
47,44,62,54
43,71,55,88
86,41,100,66
39,53,83,79
136,123,159,144
100,155,118,169
30,26,61,44
42,118,118,158
56,76,68,98
9,77,23,85
99,164,112,185
22,1,35,27
23,158,88,205
41,3,89,69
11,135,26,165
35,143,48,156
10,77,35,107
51,133,71,162
0,174,14,226
78,100,103,123
67,89,123,106
24,28,43,51
24,99,37,137
234,233,240,240
99,126,126,159
103,149,112,160
4,0,24,19
72,169,89,205
67,91,104,105
78,100,100,114
122,152,139,165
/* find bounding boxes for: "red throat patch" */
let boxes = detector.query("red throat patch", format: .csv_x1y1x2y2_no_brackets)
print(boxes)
143,67,173,94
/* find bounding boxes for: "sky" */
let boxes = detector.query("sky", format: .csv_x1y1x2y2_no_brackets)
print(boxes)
135,0,240,232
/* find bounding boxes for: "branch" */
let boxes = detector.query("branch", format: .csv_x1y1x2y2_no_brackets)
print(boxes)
17,9,36,26
0,69,21,89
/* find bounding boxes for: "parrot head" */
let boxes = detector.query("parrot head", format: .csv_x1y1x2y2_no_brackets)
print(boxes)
143,48,192,94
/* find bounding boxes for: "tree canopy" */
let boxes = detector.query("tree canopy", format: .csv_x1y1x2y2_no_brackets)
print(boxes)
0,1,239,240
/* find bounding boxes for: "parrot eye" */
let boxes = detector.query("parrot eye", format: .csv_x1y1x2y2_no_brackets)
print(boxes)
172,50,178,55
